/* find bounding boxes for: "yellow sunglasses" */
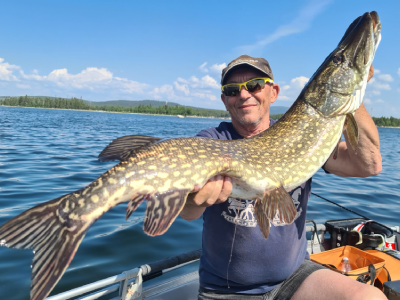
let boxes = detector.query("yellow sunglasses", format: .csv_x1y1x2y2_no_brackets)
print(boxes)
221,77,274,96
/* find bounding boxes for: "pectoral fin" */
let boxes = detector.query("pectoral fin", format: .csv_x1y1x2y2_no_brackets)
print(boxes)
262,186,297,224
98,135,162,162
144,189,190,236
345,113,359,151
126,194,148,220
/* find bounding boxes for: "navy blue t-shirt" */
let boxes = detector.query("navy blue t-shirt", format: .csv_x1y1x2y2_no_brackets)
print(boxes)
196,120,312,294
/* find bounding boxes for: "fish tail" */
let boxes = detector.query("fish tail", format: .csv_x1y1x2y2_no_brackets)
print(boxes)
0,194,92,300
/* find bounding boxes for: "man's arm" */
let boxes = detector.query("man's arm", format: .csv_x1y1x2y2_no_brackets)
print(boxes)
180,176,232,221
324,65,382,177
323,103,382,177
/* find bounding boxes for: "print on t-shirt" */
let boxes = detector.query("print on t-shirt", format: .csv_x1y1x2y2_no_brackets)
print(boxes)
221,187,302,227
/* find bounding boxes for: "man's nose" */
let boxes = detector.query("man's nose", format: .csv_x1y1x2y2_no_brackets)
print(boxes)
239,85,251,98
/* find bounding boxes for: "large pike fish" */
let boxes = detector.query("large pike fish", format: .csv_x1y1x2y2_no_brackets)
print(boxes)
0,11,381,300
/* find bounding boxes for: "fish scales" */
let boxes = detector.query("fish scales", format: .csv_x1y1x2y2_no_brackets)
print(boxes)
0,11,381,300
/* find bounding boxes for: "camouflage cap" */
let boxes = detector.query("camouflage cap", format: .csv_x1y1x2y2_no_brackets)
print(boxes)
221,55,274,85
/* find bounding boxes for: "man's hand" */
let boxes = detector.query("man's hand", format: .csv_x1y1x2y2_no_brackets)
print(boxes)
179,176,232,221
189,175,232,207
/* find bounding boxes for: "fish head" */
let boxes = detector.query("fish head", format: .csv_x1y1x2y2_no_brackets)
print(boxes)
303,11,381,117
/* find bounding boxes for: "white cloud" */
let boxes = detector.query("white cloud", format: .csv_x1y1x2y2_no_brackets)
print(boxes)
291,76,309,89
152,84,175,99
278,76,309,102
0,57,222,105
186,75,219,89
236,0,331,54
364,98,372,104
152,74,220,102
398,68,400,77
161,74,221,101
376,99,385,103
378,74,394,82
48,67,113,88
0,58,20,81
192,92,217,101
198,62,226,76
16,84,30,89
368,78,391,91
366,77,391,99
374,69,381,74
278,95,291,100
209,63,226,75
199,62,208,72
173,81,190,95
20,66,148,93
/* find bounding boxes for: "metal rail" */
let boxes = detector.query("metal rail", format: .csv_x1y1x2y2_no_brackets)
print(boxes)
46,250,201,300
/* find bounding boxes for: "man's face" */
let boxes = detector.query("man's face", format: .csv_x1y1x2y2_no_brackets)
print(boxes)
221,68,280,130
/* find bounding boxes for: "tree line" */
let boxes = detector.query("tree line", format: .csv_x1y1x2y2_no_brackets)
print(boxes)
1,96,399,126
372,116,400,127
0,96,230,118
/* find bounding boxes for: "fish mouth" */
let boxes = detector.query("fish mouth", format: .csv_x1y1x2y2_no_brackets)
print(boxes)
301,11,382,117
339,11,381,71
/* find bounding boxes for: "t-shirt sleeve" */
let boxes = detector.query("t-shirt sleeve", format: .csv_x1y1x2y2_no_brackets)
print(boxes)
195,129,214,138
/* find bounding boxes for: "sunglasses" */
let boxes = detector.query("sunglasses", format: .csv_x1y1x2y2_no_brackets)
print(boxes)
221,77,274,97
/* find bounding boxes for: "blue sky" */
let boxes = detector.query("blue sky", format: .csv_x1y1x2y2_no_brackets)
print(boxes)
0,0,399,117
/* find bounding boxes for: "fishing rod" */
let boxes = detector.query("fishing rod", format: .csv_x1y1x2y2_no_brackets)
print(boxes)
311,192,371,220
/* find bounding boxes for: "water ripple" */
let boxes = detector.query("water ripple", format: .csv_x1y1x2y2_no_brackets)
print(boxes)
0,106,399,299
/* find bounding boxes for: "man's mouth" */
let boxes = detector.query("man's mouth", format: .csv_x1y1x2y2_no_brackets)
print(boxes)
238,104,256,109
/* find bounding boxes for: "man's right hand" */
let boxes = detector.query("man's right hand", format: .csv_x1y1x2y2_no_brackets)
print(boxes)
179,175,232,221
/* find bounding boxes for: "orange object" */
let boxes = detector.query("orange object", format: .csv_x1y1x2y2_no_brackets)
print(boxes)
364,250,400,290
311,246,385,284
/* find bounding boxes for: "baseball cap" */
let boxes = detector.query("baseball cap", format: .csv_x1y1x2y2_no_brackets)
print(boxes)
221,55,274,85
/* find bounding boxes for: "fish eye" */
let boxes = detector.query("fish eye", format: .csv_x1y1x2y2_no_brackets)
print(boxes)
333,55,343,64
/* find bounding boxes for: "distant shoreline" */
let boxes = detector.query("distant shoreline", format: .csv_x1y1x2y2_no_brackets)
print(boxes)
377,126,400,129
0,105,231,120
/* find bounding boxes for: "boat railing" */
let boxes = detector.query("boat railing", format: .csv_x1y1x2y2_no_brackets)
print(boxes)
46,222,399,300
46,249,201,300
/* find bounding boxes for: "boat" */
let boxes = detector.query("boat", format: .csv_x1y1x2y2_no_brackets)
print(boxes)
45,218,400,300
177,115,184,118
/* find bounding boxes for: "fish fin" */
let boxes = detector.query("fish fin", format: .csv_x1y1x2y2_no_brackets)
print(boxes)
254,198,271,239
143,189,190,236
98,135,162,162
345,113,359,151
262,186,297,224
0,195,92,300
126,194,147,220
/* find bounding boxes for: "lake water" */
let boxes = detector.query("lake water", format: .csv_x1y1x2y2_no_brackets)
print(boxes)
0,106,399,299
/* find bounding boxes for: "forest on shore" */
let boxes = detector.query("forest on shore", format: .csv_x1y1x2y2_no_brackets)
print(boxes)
0,95,231,118
1,95,399,127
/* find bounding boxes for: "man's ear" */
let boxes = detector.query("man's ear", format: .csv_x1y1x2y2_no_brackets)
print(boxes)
270,84,280,104
221,94,228,111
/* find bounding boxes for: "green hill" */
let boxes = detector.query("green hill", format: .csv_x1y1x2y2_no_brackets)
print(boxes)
85,99,182,108
85,99,289,114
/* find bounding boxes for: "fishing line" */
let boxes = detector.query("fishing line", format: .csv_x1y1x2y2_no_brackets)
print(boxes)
226,199,240,289
311,192,370,220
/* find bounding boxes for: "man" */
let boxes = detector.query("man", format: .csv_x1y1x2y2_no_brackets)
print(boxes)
180,55,385,300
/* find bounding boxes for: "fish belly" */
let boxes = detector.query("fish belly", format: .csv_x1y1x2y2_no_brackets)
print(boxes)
230,177,270,200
